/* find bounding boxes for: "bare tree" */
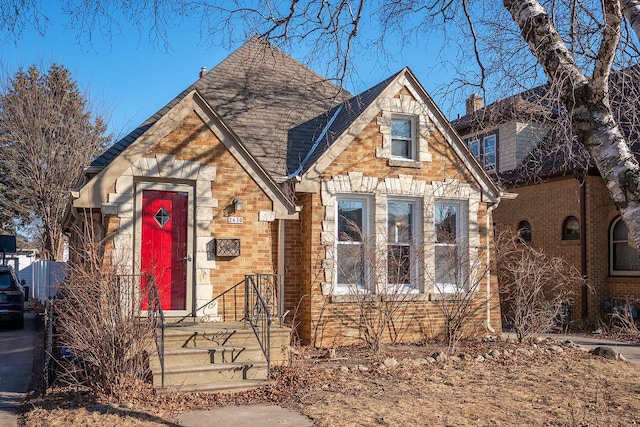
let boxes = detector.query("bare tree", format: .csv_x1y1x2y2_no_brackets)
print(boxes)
0,64,109,258
496,229,583,342
3,2,640,249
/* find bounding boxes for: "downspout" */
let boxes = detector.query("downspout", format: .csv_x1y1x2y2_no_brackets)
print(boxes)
277,219,285,323
486,202,499,334
578,175,589,321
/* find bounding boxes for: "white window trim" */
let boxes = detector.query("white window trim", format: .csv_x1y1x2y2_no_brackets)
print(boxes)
610,217,640,276
386,198,422,294
390,115,417,161
483,134,497,170
334,195,373,294
433,199,469,294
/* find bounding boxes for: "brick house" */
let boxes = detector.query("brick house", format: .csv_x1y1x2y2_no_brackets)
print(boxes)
453,83,640,327
68,37,503,348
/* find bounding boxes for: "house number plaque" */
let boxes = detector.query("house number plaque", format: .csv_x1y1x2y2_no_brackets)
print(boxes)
227,217,243,224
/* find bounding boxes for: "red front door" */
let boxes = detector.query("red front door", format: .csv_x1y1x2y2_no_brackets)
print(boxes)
140,190,188,311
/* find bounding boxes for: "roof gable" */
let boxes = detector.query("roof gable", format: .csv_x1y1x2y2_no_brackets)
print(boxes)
297,68,501,202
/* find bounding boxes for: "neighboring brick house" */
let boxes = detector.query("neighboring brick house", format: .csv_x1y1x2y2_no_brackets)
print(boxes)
453,82,640,327
68,37,503,347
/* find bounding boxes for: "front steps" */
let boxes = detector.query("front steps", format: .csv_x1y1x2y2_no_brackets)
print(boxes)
148,321,290,393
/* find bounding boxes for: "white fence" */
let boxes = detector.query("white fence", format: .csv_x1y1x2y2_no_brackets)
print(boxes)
21,260,68,302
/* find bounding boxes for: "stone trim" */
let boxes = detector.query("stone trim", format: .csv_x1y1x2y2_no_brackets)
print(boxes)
320,173,482,297
376,95,434,163
104,153,218,319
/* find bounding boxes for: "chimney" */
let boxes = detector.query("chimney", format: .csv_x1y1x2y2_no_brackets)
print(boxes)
465,93,483,115
199,67,207,78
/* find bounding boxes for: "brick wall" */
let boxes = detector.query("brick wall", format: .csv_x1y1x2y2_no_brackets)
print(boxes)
494,174,640,325
294,87,500,347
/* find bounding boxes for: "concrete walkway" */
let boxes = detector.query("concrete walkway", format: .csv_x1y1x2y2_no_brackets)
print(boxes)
543,332,640,364
0,313,36,427
176,404,313,426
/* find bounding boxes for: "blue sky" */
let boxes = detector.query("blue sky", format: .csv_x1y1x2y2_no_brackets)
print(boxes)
0,4,468,144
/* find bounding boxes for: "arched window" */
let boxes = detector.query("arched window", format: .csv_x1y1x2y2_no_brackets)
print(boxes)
517,220,532,243
610,217,640,275
562,216,580,240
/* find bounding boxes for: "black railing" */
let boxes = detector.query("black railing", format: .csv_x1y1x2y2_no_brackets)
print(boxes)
143,273,281,387
245,274,276,377
146,276,165,388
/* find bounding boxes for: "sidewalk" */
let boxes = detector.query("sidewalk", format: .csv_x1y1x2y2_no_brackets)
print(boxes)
542,332,640,364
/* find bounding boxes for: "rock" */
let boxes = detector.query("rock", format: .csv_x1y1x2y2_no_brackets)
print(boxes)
458,353,473,361
535,336,545,344
450,356,461,363
432,351,448,362
549,345,564,354
590,346,618,360
415,358,431,365
321,384,330,391
563,339,575,347
328,348,337,359
489,349,501,358
475,355,486,362
357,364,369,372
483,353,493,360
339,366,350,373
425,357,436,364
383,358,399,368
516,348,534,357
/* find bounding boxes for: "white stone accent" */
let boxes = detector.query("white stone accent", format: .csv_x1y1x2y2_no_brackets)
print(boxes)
376,95,434,163
107,154,216,317
258,211,276,222
320,173,483,296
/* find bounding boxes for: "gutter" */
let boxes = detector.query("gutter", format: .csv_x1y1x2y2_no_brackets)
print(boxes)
578,174,589,321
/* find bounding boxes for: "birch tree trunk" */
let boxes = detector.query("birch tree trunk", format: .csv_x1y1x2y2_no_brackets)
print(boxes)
504,0,640,248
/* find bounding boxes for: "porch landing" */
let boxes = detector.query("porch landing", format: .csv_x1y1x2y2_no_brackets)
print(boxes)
149,321,291,393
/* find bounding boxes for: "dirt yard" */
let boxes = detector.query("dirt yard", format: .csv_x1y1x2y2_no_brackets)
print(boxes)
20,338,640,426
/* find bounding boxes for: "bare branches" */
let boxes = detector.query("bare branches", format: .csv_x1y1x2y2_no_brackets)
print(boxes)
0,64,109,258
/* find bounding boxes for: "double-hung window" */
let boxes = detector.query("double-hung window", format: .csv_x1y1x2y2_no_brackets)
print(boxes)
483,134,496,170
610,217,640,275
391,117,415,160
336,198,369,293
434,201,467,293
387,200,419,293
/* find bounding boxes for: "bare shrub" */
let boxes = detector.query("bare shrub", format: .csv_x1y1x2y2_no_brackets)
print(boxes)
606,297,639,336
497,229,583,342
329,217,421,353
52,248,155,397
428,237,496,353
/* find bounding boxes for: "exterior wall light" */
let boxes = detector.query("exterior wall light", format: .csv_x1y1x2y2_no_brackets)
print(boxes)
233,198,243,212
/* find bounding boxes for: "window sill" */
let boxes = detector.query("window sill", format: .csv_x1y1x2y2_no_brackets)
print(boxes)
388,158,422,169
430,291,475,301
331,293,429,303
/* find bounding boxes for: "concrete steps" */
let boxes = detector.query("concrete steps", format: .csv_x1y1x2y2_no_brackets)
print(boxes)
149,320,290,393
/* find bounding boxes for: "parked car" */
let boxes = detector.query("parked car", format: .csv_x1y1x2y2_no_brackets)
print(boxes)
0,265,25,329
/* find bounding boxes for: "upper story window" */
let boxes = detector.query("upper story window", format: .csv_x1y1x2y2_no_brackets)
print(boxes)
387,200,419,293
562,216,580,240
517,220,532,243
610,217,640,275
434,201,468,293
466,131,498,172
391,117,415,160
336,197,370,293
483,134,496,170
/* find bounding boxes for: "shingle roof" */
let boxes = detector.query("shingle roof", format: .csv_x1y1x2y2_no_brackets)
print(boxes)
92,37,352,178
451,66,640,185
287,70,401,176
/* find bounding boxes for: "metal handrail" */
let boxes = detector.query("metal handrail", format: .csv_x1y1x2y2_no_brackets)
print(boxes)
245,274,273,377
146,276,165,388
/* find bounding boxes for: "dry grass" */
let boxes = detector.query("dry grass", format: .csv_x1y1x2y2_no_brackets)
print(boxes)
21,339,640,426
